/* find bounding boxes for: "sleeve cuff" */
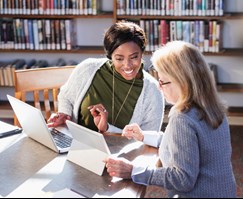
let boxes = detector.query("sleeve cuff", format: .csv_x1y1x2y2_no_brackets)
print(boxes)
143,131,163,148
131,165,154,186
107,123,122,134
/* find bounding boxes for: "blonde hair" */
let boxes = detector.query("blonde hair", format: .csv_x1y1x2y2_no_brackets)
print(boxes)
152,41,226,129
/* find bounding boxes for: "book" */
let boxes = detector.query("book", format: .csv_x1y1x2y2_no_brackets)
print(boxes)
0,62,7,86
23,59,37,69
53,58,66,66
0,121,22,138
36,60,49,68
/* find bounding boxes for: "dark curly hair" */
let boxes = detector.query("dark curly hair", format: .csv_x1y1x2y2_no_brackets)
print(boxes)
103,21,147,59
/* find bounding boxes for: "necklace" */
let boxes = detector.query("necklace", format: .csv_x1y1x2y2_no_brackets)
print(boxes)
112,68,136,125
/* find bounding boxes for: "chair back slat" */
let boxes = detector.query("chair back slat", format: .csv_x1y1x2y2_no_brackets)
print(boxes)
33,90,41,111
52,88,59,113
13,66,75,126
43,89,51,120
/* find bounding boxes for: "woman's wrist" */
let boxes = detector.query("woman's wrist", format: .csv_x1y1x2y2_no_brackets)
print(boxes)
99,123,109,133
57,112,71,120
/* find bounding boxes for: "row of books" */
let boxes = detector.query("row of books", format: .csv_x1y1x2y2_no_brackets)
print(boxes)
139,19,221,53
0,0,101,15
0,59,78,87
0,18,76,50
117,0,224,16
147,62,218,84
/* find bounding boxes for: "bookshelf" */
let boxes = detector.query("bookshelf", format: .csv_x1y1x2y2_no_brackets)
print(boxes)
114,0,243,55
0,0,243,107
113,0,243,98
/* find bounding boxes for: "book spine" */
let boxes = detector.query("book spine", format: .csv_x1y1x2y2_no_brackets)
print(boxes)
12,19,17,49
1,20,7,49
194,20,200,48
174,0,179,16
160,20,167,45
60,0,65,15
0,20,2,49
166,0,170,15
198,0,202,16
190,21,195,44
153,20,159,50
45,19,51,50
185,0,189,16
60,19,66,50
219,0,223,16
50,20,55,50
170,21,176,41
38,19,44,50
33,19,39,50
65,19,71,50
199,20,205,52
24,19,30,49
42,19,47,50
87,0,92,15
28,20,34,50
210,0,215,16
176,21,183,40
183,21,190,43
206,0,211,16
204,21,209,52
145,20,150,51
0,0,3,14
202,0,206,16
212,20,217,52
193,0,198,16
215,21,221,52
55,20,61,50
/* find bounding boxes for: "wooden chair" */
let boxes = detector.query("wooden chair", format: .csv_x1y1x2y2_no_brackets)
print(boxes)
13,66,75,126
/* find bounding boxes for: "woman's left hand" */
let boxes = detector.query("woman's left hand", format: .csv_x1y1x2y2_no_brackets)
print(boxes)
88,104,108,133
105,157,133,179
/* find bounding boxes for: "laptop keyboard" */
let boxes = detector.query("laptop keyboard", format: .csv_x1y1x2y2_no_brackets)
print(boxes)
51,128,73,149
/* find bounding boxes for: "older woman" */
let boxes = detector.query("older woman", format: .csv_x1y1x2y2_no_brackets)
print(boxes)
47,21,164,134
105,41,236,198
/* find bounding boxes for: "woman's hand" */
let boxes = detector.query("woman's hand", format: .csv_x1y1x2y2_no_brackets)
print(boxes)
88,104,108,133
122,123,144,142
47,112,71,128
105,157,133,179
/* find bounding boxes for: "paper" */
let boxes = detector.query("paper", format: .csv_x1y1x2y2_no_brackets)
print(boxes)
52,188,86,198
93,187,136,198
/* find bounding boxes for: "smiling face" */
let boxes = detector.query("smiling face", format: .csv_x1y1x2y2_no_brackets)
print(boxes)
111,41,143,80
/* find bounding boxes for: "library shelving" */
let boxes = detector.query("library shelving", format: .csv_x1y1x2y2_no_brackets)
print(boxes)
113,0,243,94
0,0,243,55
0,0,243,101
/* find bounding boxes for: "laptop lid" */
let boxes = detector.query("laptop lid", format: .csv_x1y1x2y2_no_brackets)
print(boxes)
7,95,71,154
66,120,111,176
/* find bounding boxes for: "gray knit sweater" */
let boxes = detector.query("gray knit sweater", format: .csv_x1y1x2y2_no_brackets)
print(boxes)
132,107,237,198
58,58,164,133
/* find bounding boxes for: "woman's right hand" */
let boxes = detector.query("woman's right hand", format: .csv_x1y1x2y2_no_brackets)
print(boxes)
47,112,71,128
122,123,144,142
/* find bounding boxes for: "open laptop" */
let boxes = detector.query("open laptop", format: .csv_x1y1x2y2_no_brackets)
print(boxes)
7,95,72,154
66,120,111,176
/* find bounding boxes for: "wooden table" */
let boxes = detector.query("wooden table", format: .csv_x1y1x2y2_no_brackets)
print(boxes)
0,133,158,198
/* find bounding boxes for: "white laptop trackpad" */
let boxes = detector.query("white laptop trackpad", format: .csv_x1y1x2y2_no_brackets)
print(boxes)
67,140,108,176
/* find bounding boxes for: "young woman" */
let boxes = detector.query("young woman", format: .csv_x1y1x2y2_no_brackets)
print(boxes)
105,41,237,198
47,21,164,134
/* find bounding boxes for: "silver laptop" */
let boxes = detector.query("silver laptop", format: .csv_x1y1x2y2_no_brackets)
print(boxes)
66,120,111,176
7,95,72,154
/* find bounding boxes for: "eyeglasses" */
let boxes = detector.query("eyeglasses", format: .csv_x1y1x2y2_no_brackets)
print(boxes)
159,79,171,87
